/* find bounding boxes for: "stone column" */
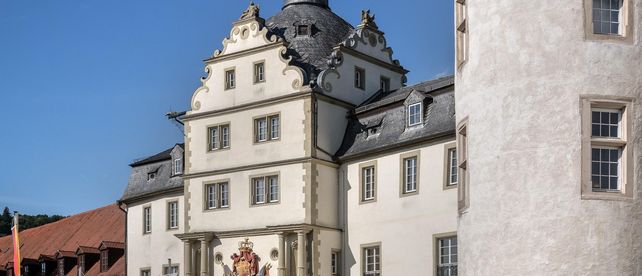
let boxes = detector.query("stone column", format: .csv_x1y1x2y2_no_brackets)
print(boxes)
296,231,306,276
184,241,192,276
200,239,208,276
277,232,286,276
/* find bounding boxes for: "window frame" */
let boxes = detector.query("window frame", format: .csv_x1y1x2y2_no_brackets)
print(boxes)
204,181,230,211
207,123,231,152
254,61,266,84
455,0,468,68
167,200,179,230
584,0,634,42
355,67,366,90
433,233,458,276
331,250,341,276
174,158,183,175
443,143,458,190
253,113,281,143
359,161,377,204
250,174,280,206
399,151,420,197
224,68,236,90
457,118,469,213
407,102,423,127
142,205,152,234
581,96,634,200
361,243,381,276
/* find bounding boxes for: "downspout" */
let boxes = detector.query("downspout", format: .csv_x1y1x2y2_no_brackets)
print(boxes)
117,201,128,276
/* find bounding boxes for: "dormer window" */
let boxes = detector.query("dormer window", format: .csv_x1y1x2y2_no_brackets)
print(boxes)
297,25,310,36
408,103,423,126
147,172,156,181
174,158,183,175
368,127,378,136
100,250,109,272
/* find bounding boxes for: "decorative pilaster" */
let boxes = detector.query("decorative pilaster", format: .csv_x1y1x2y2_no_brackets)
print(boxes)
277,233,286,276
184,241,192,276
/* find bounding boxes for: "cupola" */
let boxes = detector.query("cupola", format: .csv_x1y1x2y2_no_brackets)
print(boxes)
283,0,329,9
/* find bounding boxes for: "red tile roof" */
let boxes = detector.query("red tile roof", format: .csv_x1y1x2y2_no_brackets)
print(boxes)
0,204,125,276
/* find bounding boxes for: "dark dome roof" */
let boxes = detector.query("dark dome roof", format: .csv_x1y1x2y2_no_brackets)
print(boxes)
266,3,353,80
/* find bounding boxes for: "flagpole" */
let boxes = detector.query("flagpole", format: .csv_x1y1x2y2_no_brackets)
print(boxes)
12,212,21,276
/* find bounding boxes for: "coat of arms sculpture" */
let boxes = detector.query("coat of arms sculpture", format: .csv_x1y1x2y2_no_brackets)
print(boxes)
230,238,271,276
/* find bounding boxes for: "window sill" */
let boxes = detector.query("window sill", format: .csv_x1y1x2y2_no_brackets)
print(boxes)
400,190,419,198
443,184,458,191
250,201,280,208
581,192,634,202
204,207,231,212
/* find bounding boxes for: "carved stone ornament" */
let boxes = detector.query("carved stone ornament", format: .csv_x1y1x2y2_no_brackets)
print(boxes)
359,10,378,29
230,238,272,276
240,1,260,20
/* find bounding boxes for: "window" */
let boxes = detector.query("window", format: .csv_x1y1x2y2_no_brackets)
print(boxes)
361,166,376,202
41,262,46,275
403,157,418,194
147,172,156,181
297,25,310,36
355,67,365,90
331,251,341,275
168,201,179,230
141,269,151,276
58,259,64,276
362,246,380,276
163,266,179,276
143,207,151,234
205,182,230,210
455,0,468,67
457,119,469,212
78,255,85,276
254,115,280,143
100,251,109,272
208,124,230,151
592,0,623,35
174,158,183,175
254,62,265,83
408,103,423,126
225,69,235,89
447,148,458,187
379,76,390,92
437,237,458,276
252,175,279,205
582,97,633,199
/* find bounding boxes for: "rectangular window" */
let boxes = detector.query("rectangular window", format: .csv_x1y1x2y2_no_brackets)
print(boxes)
437,237,458,276
581,98,633,200
143,207,151,234
408,103,423,126
252,175,279,205
168,201,179,229
254,62,265,83
403,157,418,193
174,158,183,175
457,119,469,212
163,266,179,276
455,0,468,67
141,270,151,276
363,246,380,276
101,251,109,272
254,114,280,143
592,0,623,35
225,69,235,89
355,67,365,90
209,124,230,151
362,166,376,202
380,76,390,92
206,182,229,210
297,25,310,36
331,251,340,275
448,148,458,186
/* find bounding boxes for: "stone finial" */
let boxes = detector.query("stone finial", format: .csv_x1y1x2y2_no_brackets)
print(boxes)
359,10,378,29
240,1,260,20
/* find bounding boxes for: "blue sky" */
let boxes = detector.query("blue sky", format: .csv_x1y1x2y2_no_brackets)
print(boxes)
0,0,454,216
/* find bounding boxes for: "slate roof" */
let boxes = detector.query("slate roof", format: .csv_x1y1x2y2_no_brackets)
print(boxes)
120,144,184,203
336,76,456,160
0,205,125,276
266,3,353,79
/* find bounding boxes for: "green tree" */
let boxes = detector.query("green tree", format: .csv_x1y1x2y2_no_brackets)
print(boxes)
0,207,12,236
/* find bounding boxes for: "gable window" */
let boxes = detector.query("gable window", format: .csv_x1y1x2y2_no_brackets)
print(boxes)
408,103,423,126
362,246,380,276
254,62,265,83
297,25,310,36
174,158,183,175
167,201,179,230
403,156,418,194
380,76,390,92
209,124,231,151
225,69,236,90
455,0,468,67
360,164,376,202
254,115,280,143
355,67,366,90
437,236,458,276
331,251,340,276
143,206,151,234
100,251,109,272
251,175,279,205
457,119,469,212
581,97,633,199
205,182,230,210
